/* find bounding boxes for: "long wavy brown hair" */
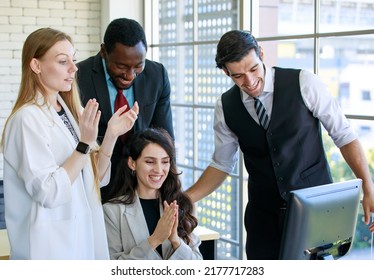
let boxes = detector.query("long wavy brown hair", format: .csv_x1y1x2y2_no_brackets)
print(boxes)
104,128,198,244
1,28,100,197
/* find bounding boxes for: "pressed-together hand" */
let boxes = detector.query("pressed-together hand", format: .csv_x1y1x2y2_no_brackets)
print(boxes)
107,101,139,138
148,200,179,250
166,201,181,249
79,98,100,146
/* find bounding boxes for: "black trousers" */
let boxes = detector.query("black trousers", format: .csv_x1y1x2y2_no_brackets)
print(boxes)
244,204,287,260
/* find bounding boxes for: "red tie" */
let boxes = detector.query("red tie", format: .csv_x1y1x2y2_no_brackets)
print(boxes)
114,88,132,143
114,88,130,113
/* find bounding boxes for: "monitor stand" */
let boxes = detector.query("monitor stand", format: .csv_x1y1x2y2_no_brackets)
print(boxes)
304,240,352,260
317,253,334,260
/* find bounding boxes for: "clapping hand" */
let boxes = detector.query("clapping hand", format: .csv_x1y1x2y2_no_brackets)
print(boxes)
166,201,181,249
79,98,100,146
148,200,180,250
108,101,139,138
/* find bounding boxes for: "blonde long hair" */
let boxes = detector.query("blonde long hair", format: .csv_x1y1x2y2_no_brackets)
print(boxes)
1,28,100,197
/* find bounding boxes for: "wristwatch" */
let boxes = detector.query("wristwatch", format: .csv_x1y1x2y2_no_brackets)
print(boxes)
76,141,90,154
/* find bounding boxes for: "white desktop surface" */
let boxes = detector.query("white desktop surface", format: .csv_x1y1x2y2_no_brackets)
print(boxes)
0,229,10,260
0,226,219,260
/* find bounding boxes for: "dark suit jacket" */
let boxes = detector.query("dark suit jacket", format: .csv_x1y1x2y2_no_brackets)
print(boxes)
76,53,174,199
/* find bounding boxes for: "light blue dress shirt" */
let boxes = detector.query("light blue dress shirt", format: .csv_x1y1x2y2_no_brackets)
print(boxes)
102,59,135,113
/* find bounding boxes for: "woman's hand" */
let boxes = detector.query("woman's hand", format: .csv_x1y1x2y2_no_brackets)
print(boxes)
107,101,139,139
167,201,181,249
96,102,139,181
148,200,178,249
79,98,100,146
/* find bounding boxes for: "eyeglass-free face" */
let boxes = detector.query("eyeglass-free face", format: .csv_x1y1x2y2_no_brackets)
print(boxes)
102,41,146,90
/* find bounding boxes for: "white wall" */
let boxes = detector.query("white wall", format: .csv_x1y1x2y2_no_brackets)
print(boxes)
101,0,144,38
0,0,101,179
0,0,144,179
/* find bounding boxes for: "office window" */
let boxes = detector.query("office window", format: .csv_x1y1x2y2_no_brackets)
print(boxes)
148,0,240,259
362,90,371,101
149,0,374,259
257,0,374,259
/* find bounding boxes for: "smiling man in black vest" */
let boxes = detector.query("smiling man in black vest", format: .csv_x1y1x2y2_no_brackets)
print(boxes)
186,30,374,260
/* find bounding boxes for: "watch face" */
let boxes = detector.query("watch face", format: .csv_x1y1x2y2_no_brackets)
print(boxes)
76,142,90,154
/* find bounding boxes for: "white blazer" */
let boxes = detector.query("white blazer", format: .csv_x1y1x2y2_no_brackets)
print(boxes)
2,94,110,259
103,194,203,260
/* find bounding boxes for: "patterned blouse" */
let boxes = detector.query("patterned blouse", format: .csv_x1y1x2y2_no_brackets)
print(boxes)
58,107,79,143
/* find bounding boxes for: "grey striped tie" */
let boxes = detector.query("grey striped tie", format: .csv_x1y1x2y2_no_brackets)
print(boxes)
254,97,270,130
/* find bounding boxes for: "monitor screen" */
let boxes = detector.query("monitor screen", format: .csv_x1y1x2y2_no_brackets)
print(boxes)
279,179,362,260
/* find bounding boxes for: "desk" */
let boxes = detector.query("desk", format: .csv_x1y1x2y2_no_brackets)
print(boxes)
0,229,10,260
0,226,220,260
194,225,220,260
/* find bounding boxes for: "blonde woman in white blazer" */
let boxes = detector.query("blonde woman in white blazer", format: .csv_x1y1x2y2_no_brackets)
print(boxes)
1,28,139,259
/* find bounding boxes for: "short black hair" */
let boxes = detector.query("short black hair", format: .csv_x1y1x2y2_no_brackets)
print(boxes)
103,18,147,54
215,30,260,69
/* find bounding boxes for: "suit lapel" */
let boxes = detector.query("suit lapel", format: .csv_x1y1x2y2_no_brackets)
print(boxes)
124,194,151,245
132,73,144,132
91,53,113,124
57,95,95,192
125,196,173,258
57,95,81,141
42,94,77,150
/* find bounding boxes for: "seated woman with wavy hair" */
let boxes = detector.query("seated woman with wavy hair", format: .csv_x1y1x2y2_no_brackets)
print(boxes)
103,128,202,260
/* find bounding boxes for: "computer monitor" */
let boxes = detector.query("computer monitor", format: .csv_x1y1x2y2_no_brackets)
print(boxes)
279,179,362,260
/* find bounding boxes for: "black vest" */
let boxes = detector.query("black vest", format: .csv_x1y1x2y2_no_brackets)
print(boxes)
222,67,332,207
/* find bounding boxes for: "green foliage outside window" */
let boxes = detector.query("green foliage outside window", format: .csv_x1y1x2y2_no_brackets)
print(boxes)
323,131,373,251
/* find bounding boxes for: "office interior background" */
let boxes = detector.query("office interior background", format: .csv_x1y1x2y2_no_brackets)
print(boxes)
0,0,373,260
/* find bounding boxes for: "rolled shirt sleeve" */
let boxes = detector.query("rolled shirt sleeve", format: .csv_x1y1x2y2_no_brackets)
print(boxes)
299,69,357,148
210,96,240,174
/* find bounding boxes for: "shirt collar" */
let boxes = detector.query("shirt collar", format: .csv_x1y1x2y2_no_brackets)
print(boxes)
263,65,274,93
102,58,115,86
241,65,274,101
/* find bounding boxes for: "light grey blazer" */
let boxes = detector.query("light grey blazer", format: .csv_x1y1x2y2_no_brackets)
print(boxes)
103,194,203,260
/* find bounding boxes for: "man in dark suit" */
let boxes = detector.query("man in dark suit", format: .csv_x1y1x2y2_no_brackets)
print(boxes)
77,18,174,201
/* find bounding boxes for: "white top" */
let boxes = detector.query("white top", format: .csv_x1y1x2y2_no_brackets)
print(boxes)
2,94,110,259
211,66,357,174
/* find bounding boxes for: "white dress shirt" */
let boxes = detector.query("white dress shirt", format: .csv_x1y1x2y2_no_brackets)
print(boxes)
211,66,357,174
